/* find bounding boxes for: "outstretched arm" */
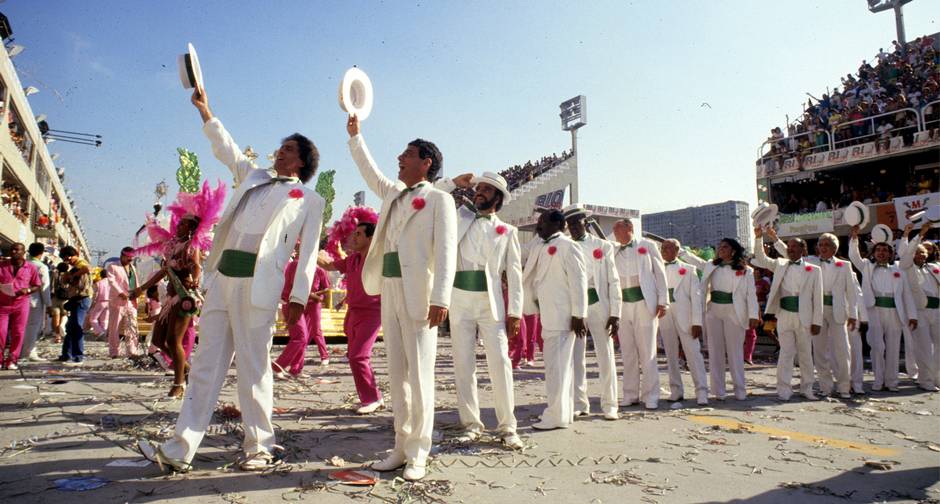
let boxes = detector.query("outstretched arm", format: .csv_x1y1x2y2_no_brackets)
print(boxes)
347,114,397,200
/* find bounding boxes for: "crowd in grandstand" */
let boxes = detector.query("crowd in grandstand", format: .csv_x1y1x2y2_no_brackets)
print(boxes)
764,35,938,162
449,150,575,208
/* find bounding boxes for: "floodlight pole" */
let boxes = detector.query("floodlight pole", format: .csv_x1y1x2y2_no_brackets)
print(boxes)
868,0,914,53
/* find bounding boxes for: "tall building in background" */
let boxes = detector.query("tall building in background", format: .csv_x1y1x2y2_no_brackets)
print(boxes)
642,201,750,250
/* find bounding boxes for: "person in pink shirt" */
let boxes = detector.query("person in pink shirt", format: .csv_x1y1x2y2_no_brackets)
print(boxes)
0,243,42,369
85,269,111,336
320,221,383,414
272,257,331,378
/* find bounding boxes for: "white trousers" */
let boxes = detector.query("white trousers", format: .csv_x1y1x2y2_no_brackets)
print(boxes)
848,326,865,393
902,319,919,379
618,300,660,406
381,278,437,466
775,310,815,399
162,275,277,462
540,328,576,428
660,310,708,400
573,302,618,415
814,308,851,395
22,303,46,357
450,289,516,435
914,307,940,388
868,306,903,389
705,303,747,399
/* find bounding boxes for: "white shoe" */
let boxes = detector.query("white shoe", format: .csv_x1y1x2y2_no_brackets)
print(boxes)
644,401,658,410
531,421,564,431
668,393,683,402
573,410,590,418
273,371,289,381
526,360,535,367
502,433,525,450
839,392,852,399
238,451,282,472
321,359,331,367
137,440,191,473
454,430,480,443
603,411,620,421
402,463,426,481
6,363,17,371
27,352,46,363
802,392,818,401
371,452,406,472
696,391,709,406
356,399,384,415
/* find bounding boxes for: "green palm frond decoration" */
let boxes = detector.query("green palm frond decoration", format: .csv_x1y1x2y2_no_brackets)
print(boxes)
315,169,336,232
176,147,201,193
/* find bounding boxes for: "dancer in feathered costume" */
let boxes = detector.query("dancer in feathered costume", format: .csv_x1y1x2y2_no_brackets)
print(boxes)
135,180,226,398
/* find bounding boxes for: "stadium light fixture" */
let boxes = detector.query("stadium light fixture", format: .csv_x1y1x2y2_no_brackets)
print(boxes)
867,0,915,49
560,95,587,132
23,85,38,96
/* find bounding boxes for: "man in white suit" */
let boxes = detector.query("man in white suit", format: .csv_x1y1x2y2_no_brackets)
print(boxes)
753,228,823,401
767,229,859,398
524,209,588,430
659,239,708,405
563,204,621,420
435,172,524,449
346,114,457,481
612,218,668,410
141,85,325,473
898,222,939,391
849,225,918,392
22,243,50,362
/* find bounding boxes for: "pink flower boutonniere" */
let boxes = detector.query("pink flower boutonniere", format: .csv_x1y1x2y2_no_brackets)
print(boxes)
637,246,647,255
835,261,844,267
411,197,426,210
933,268,940,274
735,269,745,277
893,271,901,278
805,266,813,272
288,188,304,199
678,267,687,276
593,248,603,259
547,246,557,256
495,225,507,236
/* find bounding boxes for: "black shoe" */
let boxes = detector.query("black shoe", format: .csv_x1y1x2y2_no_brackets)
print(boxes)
56,356,70,362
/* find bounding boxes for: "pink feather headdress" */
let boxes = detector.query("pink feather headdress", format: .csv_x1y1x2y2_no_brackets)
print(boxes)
325,206,379,261
135,179,227,257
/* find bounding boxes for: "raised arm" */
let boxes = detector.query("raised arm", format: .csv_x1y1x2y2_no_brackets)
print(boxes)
751,228,783,271
194,86,256,185
678,248,708,270
847,225,867,271
346,114,397,200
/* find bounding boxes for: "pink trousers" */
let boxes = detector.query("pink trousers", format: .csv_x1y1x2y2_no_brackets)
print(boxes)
108,302,140,357
345,308,382,404
274,302,327,375
508,315,529,367
87,301,109,334
0,300,30,365
744,328,757,363
512,314,542,364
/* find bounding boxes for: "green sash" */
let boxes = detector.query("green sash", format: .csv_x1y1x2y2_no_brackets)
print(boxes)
780,296,800,312
668,287,675,303
382,252,402,278
710,290,733,304
587,288,599,305
823,295,833,306
874,296,896,309
454,271,487,291
927,296,939,310
218,249,257,278
622,286,644,303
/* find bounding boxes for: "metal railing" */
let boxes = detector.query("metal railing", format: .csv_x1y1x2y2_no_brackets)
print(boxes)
831,107,920,150
922,99,940,131
756,129,832,177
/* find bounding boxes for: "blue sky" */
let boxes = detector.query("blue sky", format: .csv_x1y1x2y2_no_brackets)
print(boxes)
7,0,938,256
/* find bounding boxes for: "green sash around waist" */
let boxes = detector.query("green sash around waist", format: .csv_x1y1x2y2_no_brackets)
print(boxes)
587,287,599,305
823,294,833,306
927,296,940,310
780,296,800,312
454,270,487,291
874,296,896,309
710,290,733,304
668,287,675,303
382,252,402,278
622,286,644,303
218,249,257,278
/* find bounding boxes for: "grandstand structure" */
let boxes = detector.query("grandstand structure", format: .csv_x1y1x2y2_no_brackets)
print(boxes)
755,33,939,245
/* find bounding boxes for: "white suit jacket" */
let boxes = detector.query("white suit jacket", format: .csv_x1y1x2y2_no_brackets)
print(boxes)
522,234,588,331
682,251,759,328
572,234,621,319
433,179,523,321
898,235,940,311
667,260,704,330
772,241,859,324
848,237,918,323
28,258,51,309
203,118,325,310
348,134,457,321
613,237,669,315
752,241,824,328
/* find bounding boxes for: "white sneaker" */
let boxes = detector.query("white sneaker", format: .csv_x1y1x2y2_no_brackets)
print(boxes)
603,411,620,421
454,430,480,443
28,352,46,363
371,452,406,472
402,463,426,481
525,360,535,367
6,363,17,371
321,359,331,367
502,433,525,450
356,399,384,414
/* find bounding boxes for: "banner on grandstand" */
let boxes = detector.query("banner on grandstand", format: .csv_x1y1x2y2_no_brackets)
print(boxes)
894,192,940,228
777,211,833,237
535,188,566,209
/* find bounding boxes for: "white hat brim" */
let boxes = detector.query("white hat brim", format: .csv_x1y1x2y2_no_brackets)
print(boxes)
339,67,374,121
178,43,203,90
752,204,778,227
870,224,893,245
471,176,512,203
